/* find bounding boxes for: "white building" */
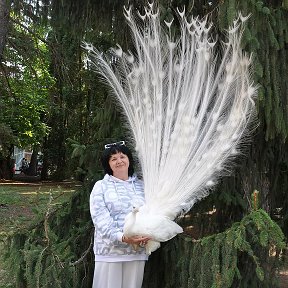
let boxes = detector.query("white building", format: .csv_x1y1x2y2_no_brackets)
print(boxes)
12,147,32,174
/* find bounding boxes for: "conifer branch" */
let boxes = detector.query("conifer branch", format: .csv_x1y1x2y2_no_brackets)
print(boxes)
69,230,93,266
44,191,53,246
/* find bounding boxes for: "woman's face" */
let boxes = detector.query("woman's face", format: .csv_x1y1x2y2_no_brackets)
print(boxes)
108,152,130,175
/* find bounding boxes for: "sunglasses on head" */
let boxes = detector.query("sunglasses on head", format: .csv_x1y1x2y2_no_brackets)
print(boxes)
104,141,125,149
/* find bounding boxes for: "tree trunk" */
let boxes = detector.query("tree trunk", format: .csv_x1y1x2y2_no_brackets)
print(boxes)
0,156,13,179
40,137,49,180
0,0,11,61
27,147,39,176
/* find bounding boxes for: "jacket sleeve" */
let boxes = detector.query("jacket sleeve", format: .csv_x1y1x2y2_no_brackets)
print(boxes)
89,180,123,242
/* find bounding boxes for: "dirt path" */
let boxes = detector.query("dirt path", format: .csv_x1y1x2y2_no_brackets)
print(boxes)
279,271,288,287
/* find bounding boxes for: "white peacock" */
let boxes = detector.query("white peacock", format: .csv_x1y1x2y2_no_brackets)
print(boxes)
84,3,257,255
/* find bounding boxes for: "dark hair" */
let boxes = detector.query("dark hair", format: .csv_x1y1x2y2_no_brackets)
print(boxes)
101,144,134,176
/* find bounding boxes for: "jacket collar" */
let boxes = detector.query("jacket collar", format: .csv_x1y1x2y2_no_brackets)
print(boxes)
104,173,136,183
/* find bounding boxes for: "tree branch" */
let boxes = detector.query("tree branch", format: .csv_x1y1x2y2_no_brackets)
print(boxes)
10,17,50,46
69,230,94,266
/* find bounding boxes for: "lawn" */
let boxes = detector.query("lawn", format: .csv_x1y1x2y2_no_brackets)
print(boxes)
0,180,81,234
0,180,82,287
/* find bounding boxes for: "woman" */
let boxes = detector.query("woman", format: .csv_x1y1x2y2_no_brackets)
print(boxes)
90,141,150,288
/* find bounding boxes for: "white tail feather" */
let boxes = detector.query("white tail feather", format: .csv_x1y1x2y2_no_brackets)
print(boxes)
84,5,257,249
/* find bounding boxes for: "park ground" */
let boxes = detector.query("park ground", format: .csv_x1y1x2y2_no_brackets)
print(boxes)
0,180,287,287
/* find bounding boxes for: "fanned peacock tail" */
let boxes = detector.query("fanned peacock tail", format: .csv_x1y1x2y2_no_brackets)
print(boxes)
84,3,257,222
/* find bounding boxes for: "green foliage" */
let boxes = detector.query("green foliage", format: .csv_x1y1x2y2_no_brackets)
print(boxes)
225,1,288,141
2,185,94,288
1,12,55,150
143,209,285,288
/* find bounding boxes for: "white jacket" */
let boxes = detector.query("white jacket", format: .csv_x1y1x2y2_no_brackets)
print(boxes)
90,174,148,262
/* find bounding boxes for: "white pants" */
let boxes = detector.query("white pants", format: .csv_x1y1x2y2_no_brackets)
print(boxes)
92,260,145,288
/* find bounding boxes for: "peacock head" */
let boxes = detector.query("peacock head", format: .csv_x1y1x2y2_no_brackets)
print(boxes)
132,206,139,214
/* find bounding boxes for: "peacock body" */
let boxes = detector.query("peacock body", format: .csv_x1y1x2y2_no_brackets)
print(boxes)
84,3,257,254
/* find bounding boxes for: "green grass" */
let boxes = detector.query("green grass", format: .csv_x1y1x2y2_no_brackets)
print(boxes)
0,181,81,288
0,181,80,235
